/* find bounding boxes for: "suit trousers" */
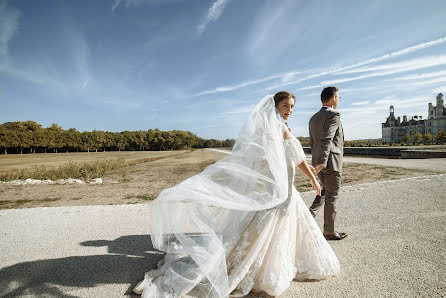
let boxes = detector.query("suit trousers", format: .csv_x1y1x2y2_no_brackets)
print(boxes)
309,169,341,235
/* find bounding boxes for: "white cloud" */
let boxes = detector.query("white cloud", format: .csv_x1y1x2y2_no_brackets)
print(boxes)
194,36,446,96
95,96,144,108
351,100,369,106
197,0,229,35
111,0,123,10
337,96,429,116
70,30,91,90
341,86,377,93
248,1,290,54
337,55,446,75
386,69,446,81
0,2,20,68
407,76,446,87
112,0,180,11
434,86,446,93
194,70,301,96
301,55,446,88
0,18,92,93
298,84,320,91
262,36,446,91
225,104,255,114
336,36,446,73
0,3,69,91
3,67,65,89
374,96,427,106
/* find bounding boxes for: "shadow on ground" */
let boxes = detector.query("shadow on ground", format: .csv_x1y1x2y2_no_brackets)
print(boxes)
0,235,164,297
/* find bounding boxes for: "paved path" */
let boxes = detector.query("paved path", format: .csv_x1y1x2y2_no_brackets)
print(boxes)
208,148,446,172
342,155,446,172
1,170,445,297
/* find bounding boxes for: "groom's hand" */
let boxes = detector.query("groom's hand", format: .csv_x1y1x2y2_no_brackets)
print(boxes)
308,165,317,175
314,164,324,174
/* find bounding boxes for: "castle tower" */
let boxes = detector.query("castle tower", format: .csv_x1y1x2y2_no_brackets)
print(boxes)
390,105,394,116
435,93,444,118
437,93,444,106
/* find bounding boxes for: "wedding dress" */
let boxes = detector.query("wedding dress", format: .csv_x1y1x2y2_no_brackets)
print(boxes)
134,95,340,297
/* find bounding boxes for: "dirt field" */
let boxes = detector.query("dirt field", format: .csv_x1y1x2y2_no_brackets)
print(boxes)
0,151,189,173
0,150,441,210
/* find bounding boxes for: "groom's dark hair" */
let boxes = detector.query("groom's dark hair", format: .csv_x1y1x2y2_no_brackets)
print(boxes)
321,86,338,103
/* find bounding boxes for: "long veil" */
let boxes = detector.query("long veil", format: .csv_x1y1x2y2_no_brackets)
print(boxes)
145,95,290,297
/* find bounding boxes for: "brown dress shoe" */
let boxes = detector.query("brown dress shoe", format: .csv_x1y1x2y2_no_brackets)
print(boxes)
324,232,348,240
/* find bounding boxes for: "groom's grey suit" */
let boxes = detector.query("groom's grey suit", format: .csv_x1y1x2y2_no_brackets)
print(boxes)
309,106,344,235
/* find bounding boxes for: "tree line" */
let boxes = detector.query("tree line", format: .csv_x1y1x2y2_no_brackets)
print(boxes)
401,131,446,145
0,121,236,154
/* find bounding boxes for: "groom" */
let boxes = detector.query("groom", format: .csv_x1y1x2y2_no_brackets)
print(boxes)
309,86,347,241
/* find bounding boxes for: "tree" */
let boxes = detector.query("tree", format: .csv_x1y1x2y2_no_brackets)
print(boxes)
135,131,146,150
23,121,43,153
47,123,63,153
0,120,236,153
91,130,106,152
412,131,422,145
115,133,127,151
222,138,236,148
435,131,446,144
424,132,432,144
81,131,94,152
64,128,81,152
0,125,10,154
33,128,46,153
402,132,411,144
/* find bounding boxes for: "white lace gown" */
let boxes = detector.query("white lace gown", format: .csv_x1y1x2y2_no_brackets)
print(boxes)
135,135,340,297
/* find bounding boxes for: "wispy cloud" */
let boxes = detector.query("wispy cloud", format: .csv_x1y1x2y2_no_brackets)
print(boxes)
0,16,92,93
405,76,446,87
0,3,65,90
336,36,446,72
374,96,427,106
112,0,180,11
248,1,290,54
197,0,230,35
111,0,123,10
95,96,144,109
70,30,91,90
262,36,446,91
339,97,427,117
322,56,446,85
0,2,20,68
193,36,446,96
3,67,65,89
224,104,256,114
351,100,369,106
386,69,446,81
291,54,446,91
434,86,446,93
194,70,301,96
336,55,446,75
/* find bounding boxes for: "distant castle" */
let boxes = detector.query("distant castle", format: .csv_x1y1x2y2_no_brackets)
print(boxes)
382,93,446,144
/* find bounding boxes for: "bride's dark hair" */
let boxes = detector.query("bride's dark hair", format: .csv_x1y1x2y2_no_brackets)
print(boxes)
274,91,295,106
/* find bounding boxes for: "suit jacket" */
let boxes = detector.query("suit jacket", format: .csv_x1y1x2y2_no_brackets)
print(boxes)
309,106,344,173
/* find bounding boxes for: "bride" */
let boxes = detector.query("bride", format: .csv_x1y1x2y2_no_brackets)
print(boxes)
134,91,340,297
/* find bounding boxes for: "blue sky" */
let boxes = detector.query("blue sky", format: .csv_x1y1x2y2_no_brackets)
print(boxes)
1,0,446,140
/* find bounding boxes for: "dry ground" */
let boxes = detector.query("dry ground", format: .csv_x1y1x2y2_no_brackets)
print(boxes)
0,150,442,210
0,150,189,173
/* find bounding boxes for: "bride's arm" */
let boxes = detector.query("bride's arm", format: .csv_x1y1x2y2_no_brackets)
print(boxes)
283,124,321,195
298,160,321,196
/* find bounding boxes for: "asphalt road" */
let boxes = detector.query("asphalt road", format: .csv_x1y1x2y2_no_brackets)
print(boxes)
1,159,445,297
